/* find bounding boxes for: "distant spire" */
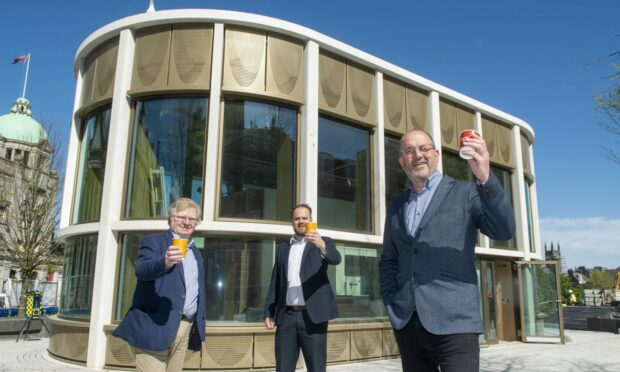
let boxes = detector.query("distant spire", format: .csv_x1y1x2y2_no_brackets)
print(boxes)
146,0,155,12
557,242,561,252
550,241,554,250
544,242,548,251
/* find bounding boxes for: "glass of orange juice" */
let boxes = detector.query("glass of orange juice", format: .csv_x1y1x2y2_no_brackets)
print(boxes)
172,238,189,257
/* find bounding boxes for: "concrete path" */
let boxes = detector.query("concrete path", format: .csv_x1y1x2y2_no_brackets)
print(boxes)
1,330,618,371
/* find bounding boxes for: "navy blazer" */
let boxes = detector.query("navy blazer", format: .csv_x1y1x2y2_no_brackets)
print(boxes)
113,231,206,351
264,237,341,325
379,173,515,334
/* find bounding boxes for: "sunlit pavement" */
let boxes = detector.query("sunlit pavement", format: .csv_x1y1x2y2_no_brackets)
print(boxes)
1,330,619,372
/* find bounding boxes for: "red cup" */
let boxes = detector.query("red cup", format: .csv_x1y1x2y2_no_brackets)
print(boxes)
459,129,481,160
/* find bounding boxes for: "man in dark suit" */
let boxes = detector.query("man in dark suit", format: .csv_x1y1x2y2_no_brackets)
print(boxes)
114,198,206,372
379,130,515,372
264,204,341,372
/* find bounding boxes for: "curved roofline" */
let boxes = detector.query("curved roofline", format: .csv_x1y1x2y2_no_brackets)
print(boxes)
75,8,535,139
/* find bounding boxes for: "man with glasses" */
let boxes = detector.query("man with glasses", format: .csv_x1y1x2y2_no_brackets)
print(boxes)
114,198,206,372
379,130,515,372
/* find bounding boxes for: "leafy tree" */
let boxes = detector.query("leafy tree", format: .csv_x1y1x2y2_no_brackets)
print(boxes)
585,269,613,290
595,54,620,164
0,123,63,317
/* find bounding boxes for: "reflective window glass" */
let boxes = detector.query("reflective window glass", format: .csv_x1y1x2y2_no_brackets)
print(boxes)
59,234,98,319
219,99,297,221
329,242,385,319
72,107,110,223
125,97,207,219
525,179,536,253
442,150,471,182
384,134,408,205
489,165,516,250
318,117,371,232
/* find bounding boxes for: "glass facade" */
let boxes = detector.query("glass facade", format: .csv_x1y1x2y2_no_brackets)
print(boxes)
115,233,385,322
520,262,562,339
384,134,408,205
489,165,516,250
318,117,371,232
219,99,297,222
125,97,208,219
524,179,536,253
72,107,111,223
442,150,471,182
59,234,98,319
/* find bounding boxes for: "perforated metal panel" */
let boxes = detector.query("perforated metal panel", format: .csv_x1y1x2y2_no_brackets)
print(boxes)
382,329,399,356
383,77,406,135
347,62,376,126
253,333,276,367
319,51,347,115
168,24,213,89
48,323,65,357
106,334,135,367
222,28,266,94
202,334,254,369
92,38,118,103
406,85,429,132
521,133,533,180
63,325,90,362
80,52,97,109
496,122,514,168
440,99,458,150
350,329,382,360
266,33,304,103
482,117,497,160
132,25,172,92
327,330,350,362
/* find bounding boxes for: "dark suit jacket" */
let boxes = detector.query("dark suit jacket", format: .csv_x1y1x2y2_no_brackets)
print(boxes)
264,237,341,325
379,173,515,334
113,231,206,351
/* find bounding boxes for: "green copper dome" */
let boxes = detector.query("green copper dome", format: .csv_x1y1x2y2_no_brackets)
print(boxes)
0,98,47,144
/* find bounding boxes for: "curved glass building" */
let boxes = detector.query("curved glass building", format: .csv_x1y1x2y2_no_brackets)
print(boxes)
52,7,558,370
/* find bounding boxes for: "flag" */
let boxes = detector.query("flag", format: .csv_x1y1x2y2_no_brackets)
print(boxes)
11,54,29,64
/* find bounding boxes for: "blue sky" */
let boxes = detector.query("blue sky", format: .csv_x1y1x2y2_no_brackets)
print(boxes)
1,1,619,270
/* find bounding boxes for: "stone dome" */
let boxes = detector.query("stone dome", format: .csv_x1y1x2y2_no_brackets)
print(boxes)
0,98,47,144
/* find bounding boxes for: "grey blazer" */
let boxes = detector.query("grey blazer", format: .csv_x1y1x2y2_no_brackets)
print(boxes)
379,173,515,334
264,237,341,325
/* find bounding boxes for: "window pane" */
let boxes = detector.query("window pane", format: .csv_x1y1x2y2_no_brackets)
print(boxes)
219,99,297,221
442,150,470,182
72,107,110,223
330,242,386,320
59,234,98,319
115,234,142,320
318,117,371,232
125,97,207,219
525,179,535,253
384,135,408,205
489,166,516,249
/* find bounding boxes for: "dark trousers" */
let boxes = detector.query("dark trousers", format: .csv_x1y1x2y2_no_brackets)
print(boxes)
275,309,328,372
393,312,479,372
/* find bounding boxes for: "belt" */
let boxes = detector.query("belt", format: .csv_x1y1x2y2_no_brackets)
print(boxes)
286,305,306,312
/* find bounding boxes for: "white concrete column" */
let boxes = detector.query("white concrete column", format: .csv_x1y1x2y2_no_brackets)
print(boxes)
475,112,489,248
373,72,386,236
60,62,84,229
203,23,225,223
511,125,530,260
527,141,543,261
428,91,441,172
86,28,135,369
300,40,319,212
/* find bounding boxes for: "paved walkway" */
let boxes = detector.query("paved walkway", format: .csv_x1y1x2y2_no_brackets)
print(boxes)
1,330,619,371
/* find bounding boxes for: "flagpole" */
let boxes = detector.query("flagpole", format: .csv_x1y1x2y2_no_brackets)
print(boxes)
22,53,31,98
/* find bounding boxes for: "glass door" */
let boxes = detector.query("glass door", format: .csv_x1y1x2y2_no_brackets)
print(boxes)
517,261,565,343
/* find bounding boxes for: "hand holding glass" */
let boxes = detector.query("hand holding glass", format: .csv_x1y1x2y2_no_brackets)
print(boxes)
172,238,188,257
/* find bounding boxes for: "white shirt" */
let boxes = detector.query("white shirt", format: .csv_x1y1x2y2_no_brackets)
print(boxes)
286,236,306,306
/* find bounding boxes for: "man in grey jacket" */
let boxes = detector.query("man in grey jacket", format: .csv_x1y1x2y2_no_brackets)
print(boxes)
379,130,515,372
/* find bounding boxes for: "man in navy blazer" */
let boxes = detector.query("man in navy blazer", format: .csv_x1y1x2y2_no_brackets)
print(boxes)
379,130,515,372
264,204,341,372
114,198,206,372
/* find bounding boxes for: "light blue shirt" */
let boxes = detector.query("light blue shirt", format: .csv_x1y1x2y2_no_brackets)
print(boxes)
182,240,199,319
405,171,443,237
286,236,306,306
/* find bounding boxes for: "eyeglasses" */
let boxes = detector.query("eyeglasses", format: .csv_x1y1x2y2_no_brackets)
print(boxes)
400,144,435,157
173,216,198,224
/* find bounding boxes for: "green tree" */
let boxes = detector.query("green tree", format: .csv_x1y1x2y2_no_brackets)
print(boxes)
560,273,574,305
595,55,620,164
585,269,614,290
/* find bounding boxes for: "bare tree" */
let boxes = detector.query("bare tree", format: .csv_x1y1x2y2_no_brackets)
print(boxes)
0,122,63,317
595,51,620,164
